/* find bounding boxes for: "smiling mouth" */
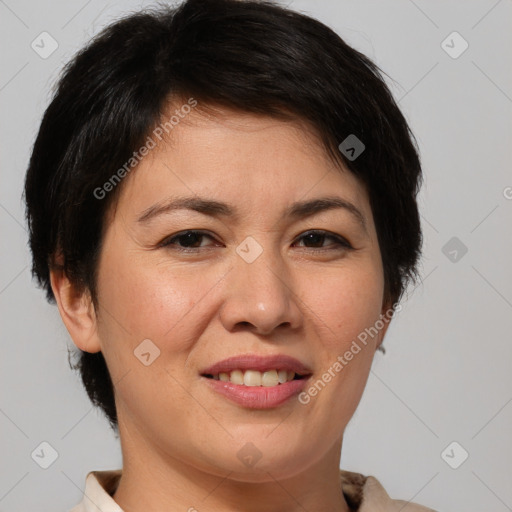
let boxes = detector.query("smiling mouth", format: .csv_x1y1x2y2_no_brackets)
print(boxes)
202,369,310,387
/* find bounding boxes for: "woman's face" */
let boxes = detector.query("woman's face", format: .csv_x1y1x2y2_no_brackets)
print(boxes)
89,105,389,481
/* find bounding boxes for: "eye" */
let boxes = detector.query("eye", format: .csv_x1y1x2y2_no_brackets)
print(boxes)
159,229,352,252
293,230,352,250
159,230,220,251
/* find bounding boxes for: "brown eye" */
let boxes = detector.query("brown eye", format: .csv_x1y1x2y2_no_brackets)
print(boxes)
294,230,352,250
160,230,218,250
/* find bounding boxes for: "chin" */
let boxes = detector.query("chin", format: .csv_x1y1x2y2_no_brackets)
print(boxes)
220,458,311,483
199,440,317,483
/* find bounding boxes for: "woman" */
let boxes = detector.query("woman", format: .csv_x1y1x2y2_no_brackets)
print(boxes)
24,0,436,510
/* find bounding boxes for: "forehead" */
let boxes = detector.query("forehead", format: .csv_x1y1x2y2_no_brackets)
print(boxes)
108,104,369,223
156,102,333,164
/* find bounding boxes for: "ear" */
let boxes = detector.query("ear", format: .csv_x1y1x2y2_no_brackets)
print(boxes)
375,300,396,351
50,267,102,353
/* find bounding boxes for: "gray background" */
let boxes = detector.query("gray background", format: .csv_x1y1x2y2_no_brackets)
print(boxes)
1,0,511,511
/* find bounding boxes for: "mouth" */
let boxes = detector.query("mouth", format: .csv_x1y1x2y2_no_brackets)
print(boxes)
200,353,312,384
202,369,309,387
200,354,312,407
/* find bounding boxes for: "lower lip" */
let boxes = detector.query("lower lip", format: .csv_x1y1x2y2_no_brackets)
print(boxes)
202,376,310,409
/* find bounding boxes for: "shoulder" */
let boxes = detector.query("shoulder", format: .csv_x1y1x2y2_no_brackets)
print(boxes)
340,469,438,512
69,470,122,512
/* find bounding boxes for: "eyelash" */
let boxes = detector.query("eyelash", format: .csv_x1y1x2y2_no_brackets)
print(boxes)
159,229,353,252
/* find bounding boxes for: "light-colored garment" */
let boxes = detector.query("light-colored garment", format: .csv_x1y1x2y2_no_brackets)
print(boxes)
70,468,437,511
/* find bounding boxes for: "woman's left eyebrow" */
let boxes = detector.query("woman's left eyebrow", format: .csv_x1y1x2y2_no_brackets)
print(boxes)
136,195,367,233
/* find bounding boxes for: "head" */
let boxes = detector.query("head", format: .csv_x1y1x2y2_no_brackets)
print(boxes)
24,0,422,480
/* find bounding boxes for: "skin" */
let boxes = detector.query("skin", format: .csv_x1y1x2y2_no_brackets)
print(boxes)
51,104,391,512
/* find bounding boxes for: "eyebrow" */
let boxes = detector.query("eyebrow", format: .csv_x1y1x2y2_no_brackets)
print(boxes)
137,195,367,232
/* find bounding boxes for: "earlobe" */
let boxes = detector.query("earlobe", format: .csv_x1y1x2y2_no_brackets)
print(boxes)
375,301,394,351
375,325,389,352
50,268,102,353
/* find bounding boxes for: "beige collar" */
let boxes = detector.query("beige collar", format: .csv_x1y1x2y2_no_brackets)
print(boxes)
71,468,436,512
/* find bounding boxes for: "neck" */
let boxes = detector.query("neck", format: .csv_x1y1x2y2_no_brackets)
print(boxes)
112,422,350,512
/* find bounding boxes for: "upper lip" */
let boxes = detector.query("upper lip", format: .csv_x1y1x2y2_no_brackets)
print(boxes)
201,354,313,376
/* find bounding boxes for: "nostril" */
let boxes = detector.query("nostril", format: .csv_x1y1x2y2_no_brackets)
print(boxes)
232,321,255,332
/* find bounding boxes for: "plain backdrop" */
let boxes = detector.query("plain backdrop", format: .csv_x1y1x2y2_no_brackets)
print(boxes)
1,1,511,511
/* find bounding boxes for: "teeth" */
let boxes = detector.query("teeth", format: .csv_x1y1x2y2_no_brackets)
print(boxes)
261,370,278,387
212,369,298,387
230,370,244,385
244,370,262,386
278,369,288,384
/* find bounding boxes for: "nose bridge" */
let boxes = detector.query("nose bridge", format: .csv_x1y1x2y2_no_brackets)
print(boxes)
219,239,301,334
240,245,287,301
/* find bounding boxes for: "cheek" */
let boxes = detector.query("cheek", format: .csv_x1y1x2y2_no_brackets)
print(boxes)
95,246,226,360
297,262,384,428
94,253,225,428
306,263,385,350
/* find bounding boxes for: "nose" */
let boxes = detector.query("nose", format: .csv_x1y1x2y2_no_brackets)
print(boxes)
219,248,302,336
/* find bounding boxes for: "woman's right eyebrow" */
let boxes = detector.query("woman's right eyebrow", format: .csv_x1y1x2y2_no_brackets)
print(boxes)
136,195,367,234
137,196,233,223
